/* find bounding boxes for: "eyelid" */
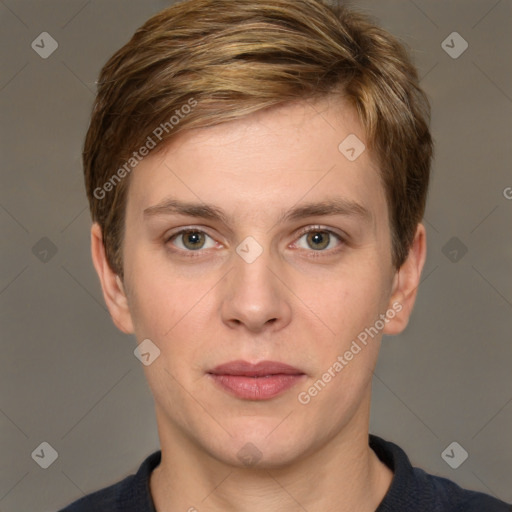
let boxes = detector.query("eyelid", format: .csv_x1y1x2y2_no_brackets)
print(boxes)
291,225,346,251
166,226,212,241
166,226,220,248
165,224,346,254
294,224,345,239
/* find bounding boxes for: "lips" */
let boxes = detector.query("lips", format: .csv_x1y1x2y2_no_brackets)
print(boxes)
207,360,306,400
209,360,304,377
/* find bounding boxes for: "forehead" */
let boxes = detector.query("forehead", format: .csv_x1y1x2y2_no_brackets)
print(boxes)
125,96,386,226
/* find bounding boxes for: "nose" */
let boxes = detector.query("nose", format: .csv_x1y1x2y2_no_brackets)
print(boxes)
220,242,292,333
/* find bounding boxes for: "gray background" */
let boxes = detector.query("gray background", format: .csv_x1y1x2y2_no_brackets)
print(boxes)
0,0,511,510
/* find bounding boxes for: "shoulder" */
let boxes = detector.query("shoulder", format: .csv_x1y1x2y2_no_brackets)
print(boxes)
58,475,133,512
370,435,511,512
58,450,161,512
410,465,511,512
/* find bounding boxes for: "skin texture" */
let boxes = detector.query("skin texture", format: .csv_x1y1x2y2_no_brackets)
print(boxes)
91,95,426,512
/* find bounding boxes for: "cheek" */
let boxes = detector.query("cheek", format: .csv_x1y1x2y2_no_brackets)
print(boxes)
125,250,218,346
123,250,179,337
303,261,390,332
302,272,392,388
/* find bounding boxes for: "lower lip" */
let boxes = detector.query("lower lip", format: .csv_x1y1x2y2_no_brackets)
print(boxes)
209,374,305,400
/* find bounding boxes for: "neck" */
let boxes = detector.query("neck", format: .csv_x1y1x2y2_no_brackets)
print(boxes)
150,399,393,512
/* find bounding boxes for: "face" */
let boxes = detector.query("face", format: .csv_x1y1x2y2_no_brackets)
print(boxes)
93,95,424,469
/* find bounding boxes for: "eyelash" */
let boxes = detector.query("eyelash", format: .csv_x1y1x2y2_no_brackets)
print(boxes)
165,225,345,259
290,226,345,258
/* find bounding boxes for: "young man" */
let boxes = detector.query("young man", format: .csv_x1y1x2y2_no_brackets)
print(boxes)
60,0,511,510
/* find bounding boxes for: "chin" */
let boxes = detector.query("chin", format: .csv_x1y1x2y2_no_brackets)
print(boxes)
202,420,312,469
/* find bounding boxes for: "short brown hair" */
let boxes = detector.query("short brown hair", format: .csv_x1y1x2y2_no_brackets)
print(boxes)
83,0,433,278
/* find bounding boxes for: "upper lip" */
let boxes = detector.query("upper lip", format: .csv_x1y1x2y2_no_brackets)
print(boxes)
208,360,304,377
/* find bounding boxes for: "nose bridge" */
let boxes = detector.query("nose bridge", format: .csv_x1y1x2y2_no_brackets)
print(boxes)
221,234,290,330
232,235,277,303
237,245,272,288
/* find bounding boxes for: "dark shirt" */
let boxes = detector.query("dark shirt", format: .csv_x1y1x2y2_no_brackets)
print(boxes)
59,435,511,511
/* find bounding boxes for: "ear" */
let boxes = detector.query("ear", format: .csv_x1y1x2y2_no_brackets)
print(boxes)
383,223,427,335
90,222,134,334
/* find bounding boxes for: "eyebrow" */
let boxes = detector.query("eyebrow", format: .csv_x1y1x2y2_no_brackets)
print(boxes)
143,197,372,225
